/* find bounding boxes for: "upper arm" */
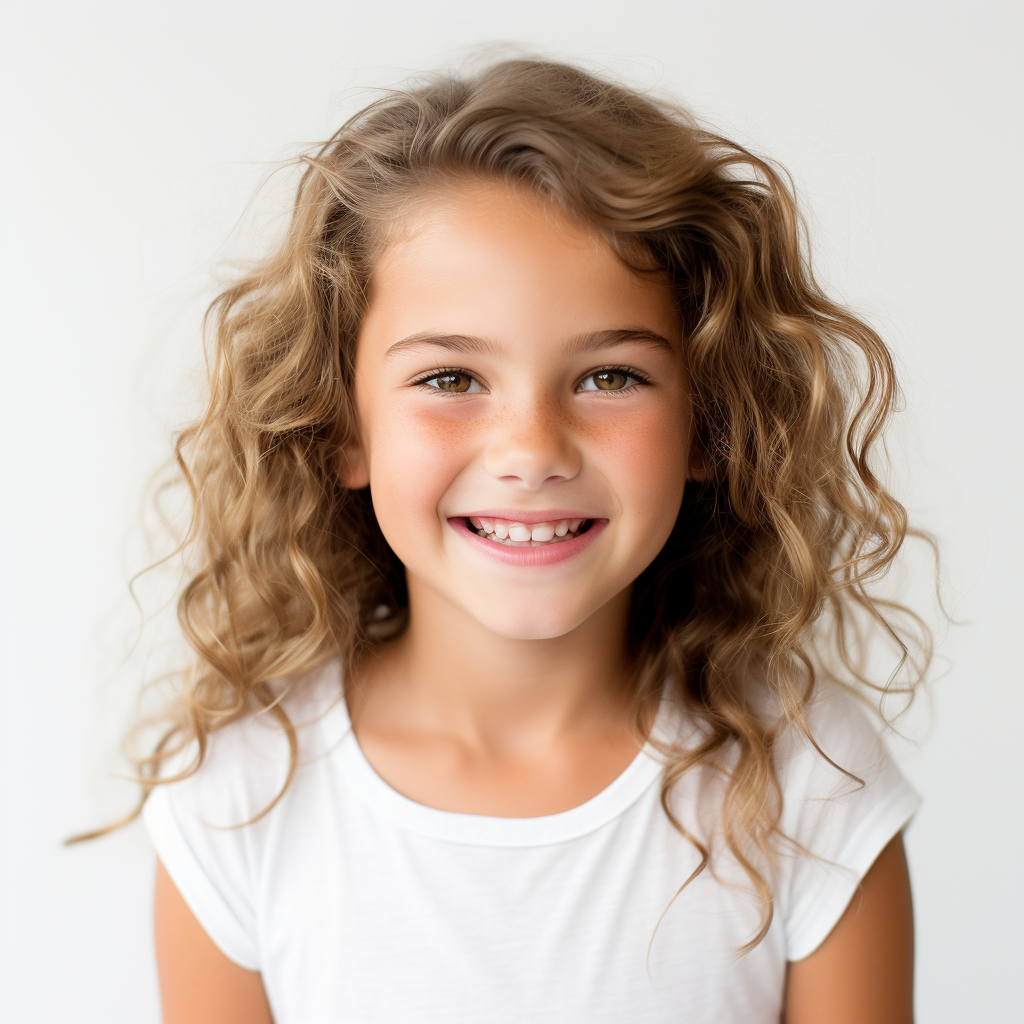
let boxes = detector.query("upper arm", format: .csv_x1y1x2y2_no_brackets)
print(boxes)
154,858,274,1024
784,832,914,1024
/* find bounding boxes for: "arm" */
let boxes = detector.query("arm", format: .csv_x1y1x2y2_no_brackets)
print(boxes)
154,858,274,1024
784,832,914,1024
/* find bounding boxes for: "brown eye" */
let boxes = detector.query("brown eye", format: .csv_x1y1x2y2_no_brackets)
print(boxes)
422,372,481,394
577,367,648,393
589,370,626,389
436,373,470,392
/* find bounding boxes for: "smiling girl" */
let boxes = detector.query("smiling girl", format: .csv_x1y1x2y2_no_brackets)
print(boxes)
139,59,926,1023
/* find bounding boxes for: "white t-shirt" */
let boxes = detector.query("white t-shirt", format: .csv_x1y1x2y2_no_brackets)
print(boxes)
143,658,920,1023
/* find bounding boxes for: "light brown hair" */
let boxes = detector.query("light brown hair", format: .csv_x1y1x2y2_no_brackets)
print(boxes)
92,58,933,950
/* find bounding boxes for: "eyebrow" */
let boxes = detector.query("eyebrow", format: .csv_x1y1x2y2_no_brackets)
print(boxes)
383,327,676,361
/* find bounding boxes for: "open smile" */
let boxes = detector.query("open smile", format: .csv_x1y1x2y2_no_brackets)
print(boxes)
448,512,608,566
466,515,595,546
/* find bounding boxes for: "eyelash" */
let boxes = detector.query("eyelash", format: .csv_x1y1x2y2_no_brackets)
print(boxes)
409,365,653,394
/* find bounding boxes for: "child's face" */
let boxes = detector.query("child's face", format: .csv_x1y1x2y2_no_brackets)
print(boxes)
348,180,697,641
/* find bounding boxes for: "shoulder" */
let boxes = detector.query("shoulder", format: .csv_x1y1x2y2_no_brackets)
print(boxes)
769,684,922,961
774,685,899,798
141,656,350,970
144,656,349,832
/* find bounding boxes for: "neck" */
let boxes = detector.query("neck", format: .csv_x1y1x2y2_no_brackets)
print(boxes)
355,574,636,754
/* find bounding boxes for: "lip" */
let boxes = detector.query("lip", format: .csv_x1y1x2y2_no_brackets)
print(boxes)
448,515,608,567
455,509,601,525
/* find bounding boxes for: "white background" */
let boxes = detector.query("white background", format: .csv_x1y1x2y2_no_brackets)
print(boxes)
1,1,1021,1021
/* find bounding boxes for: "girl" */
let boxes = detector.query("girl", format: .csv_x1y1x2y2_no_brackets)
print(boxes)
139,58,927,1023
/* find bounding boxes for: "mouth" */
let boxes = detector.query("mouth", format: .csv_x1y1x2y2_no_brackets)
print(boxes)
449,513,607,566
464,515,596,546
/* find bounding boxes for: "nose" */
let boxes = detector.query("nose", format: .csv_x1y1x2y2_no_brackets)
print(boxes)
482,394,581,490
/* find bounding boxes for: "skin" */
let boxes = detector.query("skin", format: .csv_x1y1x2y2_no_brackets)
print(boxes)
343,179,694,814
155,860,273,1024
154,180,914,1022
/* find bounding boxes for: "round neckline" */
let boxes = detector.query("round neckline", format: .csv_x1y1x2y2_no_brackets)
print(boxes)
327,690,679,848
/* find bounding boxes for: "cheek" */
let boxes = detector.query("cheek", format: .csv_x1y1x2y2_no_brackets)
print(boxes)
365,401,476,538
583,400,690,519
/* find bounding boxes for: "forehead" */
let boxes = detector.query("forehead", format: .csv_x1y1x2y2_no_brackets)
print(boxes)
359,180,680,355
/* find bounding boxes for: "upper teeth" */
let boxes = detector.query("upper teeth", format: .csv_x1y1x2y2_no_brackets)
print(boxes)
468,516,586,544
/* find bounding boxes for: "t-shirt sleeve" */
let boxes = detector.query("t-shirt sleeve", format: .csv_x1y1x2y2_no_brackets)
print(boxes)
142,723,285,971
776,688,921,962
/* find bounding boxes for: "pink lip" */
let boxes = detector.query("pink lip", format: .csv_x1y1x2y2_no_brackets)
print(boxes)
448,516,608,567
456,509,601,525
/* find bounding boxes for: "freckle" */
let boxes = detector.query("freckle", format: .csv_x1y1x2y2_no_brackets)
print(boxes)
408,407,477,449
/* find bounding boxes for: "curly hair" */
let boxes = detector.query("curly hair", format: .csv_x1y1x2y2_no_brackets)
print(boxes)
95,57,932,951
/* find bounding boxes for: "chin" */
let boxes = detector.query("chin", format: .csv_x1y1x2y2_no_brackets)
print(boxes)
471,602,593,642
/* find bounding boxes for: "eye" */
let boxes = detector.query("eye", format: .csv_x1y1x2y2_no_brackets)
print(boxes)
577,368,649,393
415,370,484,394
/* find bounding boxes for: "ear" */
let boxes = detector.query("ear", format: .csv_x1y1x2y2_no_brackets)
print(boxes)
687,439,707,483
338,444,370,489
